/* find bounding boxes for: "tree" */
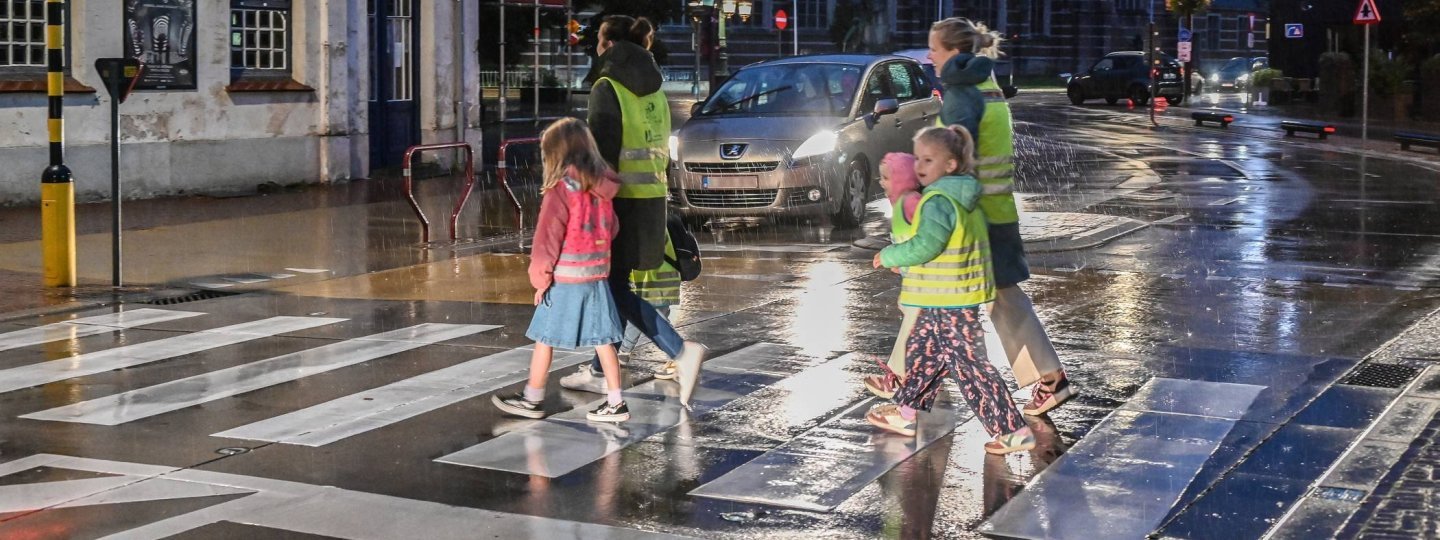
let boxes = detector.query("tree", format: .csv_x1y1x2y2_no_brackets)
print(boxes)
1167,0,1212,100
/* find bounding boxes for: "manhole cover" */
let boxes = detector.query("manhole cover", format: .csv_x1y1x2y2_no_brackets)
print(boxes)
1341,363,1420,389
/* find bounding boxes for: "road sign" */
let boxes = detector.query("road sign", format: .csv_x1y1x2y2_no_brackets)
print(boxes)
1354,0,1381,25
774,9,787,30
1285,24,1303,38
1178,28,1191,42
1177,42,1192,62
94,58,142,104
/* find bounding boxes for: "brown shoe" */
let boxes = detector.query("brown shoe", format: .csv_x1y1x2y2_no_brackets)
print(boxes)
984,427,1037,455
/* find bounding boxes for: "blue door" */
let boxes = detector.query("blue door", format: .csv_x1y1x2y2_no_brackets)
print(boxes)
368,0,420,170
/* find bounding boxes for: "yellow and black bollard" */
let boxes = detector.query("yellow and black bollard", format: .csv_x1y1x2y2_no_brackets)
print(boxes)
41,0,75,287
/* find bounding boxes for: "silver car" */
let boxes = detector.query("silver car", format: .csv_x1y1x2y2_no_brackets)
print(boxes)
669,54,941,227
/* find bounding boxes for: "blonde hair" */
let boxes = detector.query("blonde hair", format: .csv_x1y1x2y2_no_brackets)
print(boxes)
539,117,612,193
930,18,1003,58
913,125,976,176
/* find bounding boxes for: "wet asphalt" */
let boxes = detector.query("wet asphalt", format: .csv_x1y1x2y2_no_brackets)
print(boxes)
0,92,1437,539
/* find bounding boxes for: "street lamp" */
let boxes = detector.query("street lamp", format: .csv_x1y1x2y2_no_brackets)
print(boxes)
737,0,753,22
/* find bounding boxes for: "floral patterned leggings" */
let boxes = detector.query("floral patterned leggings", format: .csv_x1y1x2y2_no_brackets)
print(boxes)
892,306,1026,437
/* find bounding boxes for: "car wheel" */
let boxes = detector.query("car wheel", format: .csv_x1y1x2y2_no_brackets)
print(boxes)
1105,96,1119,105
1129,85,1150,106
1067,86,1086,105
1168,93,1185,106
832,160,868,229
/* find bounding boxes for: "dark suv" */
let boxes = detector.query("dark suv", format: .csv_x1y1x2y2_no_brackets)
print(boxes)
1067,51,1184,106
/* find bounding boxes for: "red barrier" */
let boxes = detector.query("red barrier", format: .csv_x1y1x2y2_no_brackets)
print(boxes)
496,137,538,231
401,142,475,243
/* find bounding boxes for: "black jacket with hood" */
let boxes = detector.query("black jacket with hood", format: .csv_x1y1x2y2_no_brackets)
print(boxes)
587,40,668,272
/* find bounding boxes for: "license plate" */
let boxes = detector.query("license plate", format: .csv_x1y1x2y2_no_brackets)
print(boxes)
700,176,759,189
1163,73,1177,80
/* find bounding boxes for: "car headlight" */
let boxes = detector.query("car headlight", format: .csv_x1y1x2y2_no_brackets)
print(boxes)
668,135,680,162
1210,74,1220,83
791,131,838,162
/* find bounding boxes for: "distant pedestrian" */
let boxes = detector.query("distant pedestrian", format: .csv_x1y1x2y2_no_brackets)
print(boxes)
865,152,922,399
578,14,708,407
868,126,1034,455
930,18,1077,415
493,118,630,423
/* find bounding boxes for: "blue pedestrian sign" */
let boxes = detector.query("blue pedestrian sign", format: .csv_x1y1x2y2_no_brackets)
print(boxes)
1178,28,1192,42
1285,23,1303,38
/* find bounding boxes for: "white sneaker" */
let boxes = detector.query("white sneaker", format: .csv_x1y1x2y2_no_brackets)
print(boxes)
559,365,607,394
676,341,709,408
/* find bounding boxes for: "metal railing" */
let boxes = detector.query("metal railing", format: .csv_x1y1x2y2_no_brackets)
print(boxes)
401,142,476,244
495,137,536,233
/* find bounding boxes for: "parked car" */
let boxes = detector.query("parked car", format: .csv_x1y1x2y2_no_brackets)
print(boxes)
1211,57,1253,92
1066,51,1185,106
669,54,941,227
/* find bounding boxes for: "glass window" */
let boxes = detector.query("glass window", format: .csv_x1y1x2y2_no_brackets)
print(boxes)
230,0,291,76
907,63,933,99
1093,58,1115,71
700,63,863,116
886,63,915,101
0,0,47,68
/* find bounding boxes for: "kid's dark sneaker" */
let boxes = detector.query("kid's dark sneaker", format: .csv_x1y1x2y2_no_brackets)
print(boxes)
492,393,545,419
586,400,631,422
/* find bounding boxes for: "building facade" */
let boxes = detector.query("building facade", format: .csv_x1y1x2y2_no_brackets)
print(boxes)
0,0,481,204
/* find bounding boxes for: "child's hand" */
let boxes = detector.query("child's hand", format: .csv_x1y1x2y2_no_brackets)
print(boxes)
872,253,884,269
533,287,548,306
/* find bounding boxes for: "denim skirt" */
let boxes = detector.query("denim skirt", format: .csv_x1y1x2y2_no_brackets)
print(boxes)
526,280,624,350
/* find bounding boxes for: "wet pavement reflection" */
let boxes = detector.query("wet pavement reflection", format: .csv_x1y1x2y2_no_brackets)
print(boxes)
0,93,1437,539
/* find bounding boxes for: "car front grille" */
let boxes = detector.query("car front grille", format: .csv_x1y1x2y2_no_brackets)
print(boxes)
685,161,781,174
685,189,780,208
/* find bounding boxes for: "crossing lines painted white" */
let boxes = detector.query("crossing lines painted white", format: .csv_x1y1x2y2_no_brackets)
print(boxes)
0,308,202,353
213,347,584,446
22,323,499,426
0,317,345,394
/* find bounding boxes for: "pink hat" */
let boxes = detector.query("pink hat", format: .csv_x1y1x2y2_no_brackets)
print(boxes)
881,152,920,203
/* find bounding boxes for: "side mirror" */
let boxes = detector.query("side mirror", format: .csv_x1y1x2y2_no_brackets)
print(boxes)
690,102,704,116
872,97,900,117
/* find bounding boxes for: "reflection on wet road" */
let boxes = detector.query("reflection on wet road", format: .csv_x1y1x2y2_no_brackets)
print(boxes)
0,94,1436,539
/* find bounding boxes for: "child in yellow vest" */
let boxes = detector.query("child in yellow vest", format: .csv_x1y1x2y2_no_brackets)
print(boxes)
867,125,1034,455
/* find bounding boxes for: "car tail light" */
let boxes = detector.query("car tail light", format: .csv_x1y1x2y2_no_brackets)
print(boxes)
1223,116,1234,122
1323,126,1336,133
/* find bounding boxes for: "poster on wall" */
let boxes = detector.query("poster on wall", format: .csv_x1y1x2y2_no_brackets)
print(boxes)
123,0,197,90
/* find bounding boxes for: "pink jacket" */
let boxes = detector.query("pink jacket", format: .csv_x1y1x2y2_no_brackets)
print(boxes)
882,152,921,223
529,166,622,290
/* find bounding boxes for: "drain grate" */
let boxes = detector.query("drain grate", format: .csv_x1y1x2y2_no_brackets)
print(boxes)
1312,486,1368,502
1341,363,1421,389
142,290,239,306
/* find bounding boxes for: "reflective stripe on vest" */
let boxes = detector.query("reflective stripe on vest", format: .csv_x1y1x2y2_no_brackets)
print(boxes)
895,190,994,308
598,77,670,199
631,236,681,306
976,77,1019,224
551,178,614,282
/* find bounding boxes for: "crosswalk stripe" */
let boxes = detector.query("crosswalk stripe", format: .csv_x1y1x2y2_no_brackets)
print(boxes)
21,323,499,426
213,347,585,446
979,378,1266,539
436,343,843,478
0,317,346,395
688,395,961,511
0,308,202,353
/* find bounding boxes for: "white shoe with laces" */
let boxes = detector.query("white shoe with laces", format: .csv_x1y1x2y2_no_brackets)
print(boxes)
559,365,607,394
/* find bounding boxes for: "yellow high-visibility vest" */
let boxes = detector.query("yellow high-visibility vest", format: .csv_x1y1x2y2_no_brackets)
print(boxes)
895,190,994,308
597,77,670,199
632,235,681,307
975,77,1018,224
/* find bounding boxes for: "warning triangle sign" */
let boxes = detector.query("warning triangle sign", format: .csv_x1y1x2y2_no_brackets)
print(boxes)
1354,0,1381,25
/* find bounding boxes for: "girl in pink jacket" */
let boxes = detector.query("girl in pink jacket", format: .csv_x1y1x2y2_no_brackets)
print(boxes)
493,118,631,423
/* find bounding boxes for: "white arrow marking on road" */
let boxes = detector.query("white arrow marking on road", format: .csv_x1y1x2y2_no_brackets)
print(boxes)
0,308,202,353
0,317,346,394
22,323,498,425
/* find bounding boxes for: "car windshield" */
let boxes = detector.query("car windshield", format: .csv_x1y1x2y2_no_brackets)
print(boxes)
1220,58,1250,75
700,63,863,116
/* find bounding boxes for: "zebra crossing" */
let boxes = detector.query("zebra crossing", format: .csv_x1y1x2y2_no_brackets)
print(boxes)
0,306,962,525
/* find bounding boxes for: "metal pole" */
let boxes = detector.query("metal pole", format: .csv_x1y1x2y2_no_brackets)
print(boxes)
41,0,75,288
109,74,122,287
533,0,540,122
793,0,798,55
565,1,573,106
1361,24,1369,150
500,4,507,123
1148,21,1157,127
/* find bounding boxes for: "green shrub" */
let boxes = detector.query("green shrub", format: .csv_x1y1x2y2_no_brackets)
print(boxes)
1252,68,1283,87
1422,55,1440,78
1367,51,1409,95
